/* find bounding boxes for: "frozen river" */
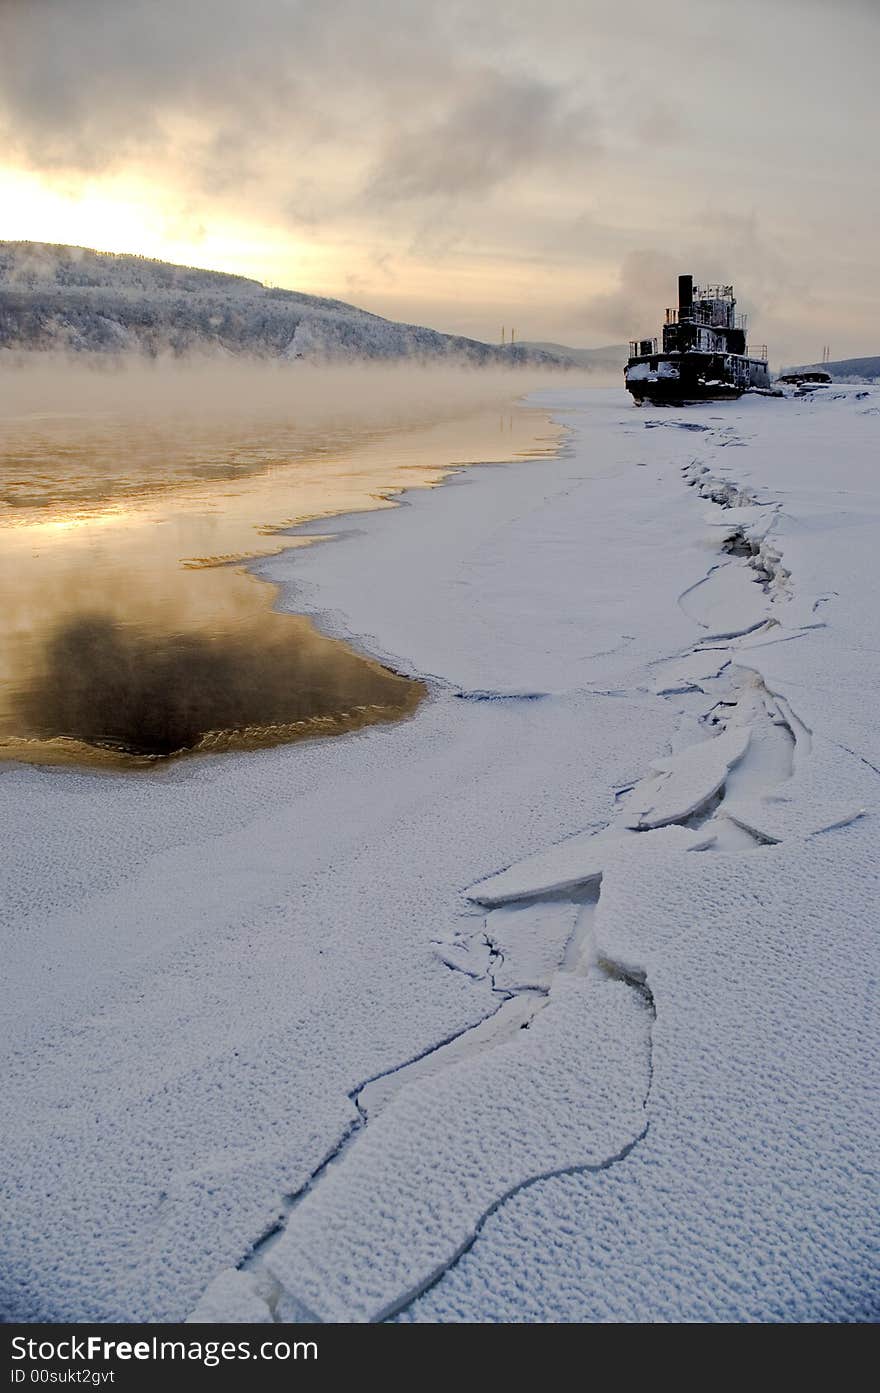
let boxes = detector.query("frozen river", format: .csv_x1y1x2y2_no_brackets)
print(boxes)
1,381,877,1323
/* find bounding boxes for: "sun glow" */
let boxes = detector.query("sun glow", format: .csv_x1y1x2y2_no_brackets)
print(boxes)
0,166,321,291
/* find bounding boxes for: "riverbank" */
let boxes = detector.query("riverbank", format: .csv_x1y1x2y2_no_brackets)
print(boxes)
2,386,877,1322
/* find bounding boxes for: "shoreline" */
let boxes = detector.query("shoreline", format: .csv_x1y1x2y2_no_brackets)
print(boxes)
0,386,563,768
2,386,878,1322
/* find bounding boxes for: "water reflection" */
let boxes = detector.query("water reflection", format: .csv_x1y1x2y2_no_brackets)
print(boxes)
0,364,562,766
12,613,421,762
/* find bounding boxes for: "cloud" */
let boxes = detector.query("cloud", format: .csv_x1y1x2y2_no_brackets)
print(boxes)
0,0,877,357
576,250,680,339
0,0,337,175
368,70,599,203
0,0,604,236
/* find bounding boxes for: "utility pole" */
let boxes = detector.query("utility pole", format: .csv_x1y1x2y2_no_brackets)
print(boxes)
501,326,506,346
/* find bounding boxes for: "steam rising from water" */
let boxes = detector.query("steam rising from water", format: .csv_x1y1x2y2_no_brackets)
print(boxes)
0,358,568,765
0,356,576,430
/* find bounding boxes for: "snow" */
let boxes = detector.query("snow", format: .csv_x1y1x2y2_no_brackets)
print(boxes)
677,560,770,637
357,993,542,1120
1,384,877,1323
482,900,579,989
468,824,711,904
187,1269,274,1324
622,725,750,828
626,360,679,382
404,818,879,1323
266,971,651,1323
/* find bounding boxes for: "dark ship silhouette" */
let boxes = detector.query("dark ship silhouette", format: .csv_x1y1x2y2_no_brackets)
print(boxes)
625,274,769,403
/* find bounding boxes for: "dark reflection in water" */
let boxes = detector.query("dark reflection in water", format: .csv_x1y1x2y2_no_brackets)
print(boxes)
12,613,422,762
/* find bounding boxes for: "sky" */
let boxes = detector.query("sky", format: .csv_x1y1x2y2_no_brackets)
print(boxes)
0,0,877,362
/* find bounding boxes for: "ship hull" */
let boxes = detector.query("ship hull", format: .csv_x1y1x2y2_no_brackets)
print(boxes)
626,379,744,404
625,350,769,405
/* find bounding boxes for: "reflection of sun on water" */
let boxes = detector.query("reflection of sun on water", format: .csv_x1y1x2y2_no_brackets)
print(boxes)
29,508,131,536
0,383,562,766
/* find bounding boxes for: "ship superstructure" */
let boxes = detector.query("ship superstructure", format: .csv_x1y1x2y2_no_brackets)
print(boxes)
625,274,770,403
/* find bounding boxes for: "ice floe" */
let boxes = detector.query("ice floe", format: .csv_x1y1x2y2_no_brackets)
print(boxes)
468,824,712,904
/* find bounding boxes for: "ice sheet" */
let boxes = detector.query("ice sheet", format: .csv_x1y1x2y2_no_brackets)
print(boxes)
3,384,877,1323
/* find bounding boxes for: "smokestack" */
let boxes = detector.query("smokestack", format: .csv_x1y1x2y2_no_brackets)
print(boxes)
678,274,693,319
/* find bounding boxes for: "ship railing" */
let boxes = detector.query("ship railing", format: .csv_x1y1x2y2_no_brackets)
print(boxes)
629,338,658,357
667,304,736,327
695,284,735,301
746,344,768,360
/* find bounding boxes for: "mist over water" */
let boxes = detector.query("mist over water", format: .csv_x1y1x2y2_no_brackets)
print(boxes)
0,359,568,763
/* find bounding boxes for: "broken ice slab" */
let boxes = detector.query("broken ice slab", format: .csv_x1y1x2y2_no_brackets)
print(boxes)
187,1268,275,1324
650,652,730,696
484,900,581,991
624,726,751,830
678,561,769,637
431,941,489,978
266,972,651,1324
467,824,715,905
702,504,776,533
729,732,871,843
357,992,544,1120
723,797,865,845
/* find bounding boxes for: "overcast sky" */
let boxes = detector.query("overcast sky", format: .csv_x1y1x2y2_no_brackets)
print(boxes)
1,0,877,361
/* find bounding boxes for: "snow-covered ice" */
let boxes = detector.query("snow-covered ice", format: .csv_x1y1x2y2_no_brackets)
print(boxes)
622,725,750,829
468,824,711,904
267,971,651,1323
1,385,877,1323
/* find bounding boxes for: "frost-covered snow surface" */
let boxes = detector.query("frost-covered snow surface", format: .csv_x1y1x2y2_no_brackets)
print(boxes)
1,387,878,1323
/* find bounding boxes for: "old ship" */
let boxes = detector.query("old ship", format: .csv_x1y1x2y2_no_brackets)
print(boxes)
625,274,770,404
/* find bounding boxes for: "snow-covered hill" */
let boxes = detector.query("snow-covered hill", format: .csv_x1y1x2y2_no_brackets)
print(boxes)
516,340,627,372
0,242,565,366
785,354,880,383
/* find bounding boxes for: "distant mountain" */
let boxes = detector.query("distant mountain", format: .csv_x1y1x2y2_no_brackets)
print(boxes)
516,340,627,371
0,243,567,367
784,355,880,382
